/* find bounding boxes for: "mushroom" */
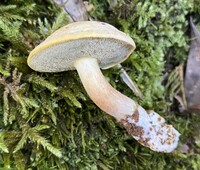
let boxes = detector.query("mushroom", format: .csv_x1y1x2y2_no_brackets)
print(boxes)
27,21,180,152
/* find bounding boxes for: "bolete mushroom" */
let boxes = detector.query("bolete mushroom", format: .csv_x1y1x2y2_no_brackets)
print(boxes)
27,21,180,153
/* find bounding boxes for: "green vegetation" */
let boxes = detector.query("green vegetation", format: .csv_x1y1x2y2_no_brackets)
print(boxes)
0,0,200,169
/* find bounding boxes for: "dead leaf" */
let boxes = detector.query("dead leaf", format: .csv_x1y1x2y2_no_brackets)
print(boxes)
184,17,200,114
166,64,187,112
54,0,88,21
117,64,142,99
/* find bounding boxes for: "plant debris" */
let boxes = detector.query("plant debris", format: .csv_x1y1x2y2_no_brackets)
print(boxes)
185,17,200,114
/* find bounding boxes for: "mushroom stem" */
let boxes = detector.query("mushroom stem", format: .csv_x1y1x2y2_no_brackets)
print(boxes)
74,57,180,153
74,57,136,120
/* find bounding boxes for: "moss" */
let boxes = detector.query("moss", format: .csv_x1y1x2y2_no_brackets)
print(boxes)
0,0,200,169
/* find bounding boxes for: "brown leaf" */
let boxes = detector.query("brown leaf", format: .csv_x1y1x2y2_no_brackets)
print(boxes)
185,17,200,114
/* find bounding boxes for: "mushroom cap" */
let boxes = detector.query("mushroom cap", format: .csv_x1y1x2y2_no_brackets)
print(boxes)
27,21,136,72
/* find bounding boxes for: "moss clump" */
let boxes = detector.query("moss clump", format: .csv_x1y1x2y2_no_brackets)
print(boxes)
0,0,200,169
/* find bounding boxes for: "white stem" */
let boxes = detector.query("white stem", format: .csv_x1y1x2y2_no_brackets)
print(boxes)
74,57,180,153
74,57,137,120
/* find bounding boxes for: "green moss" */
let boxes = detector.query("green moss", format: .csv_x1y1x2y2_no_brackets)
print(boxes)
0,0,199,169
